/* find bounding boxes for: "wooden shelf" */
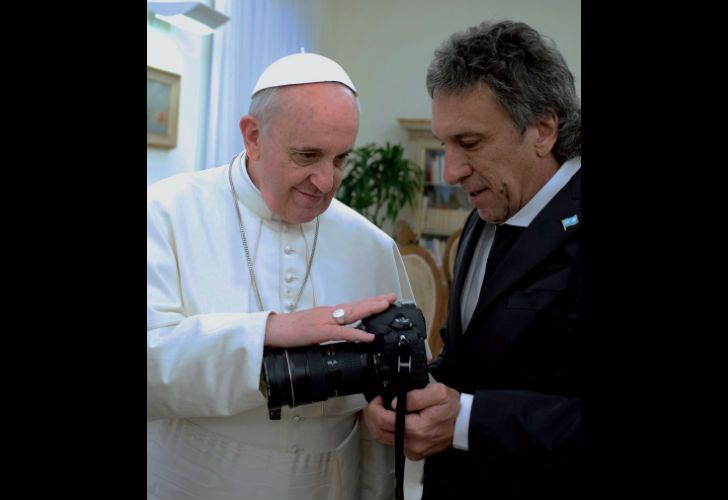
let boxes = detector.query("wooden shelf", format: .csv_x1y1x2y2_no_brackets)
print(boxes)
397,117,470,249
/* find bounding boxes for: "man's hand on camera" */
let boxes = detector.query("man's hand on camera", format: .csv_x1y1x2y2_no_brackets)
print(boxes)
264,292,397,347
363,382,460,460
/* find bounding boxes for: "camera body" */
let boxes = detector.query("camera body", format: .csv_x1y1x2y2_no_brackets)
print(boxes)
261,300,429,419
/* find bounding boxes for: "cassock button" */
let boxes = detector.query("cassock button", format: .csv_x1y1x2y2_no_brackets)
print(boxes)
284,246,295,255
284,274,298,283
285,302,295,311
292,415,302,423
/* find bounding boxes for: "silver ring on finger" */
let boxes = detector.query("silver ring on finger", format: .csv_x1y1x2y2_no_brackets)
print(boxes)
332,308,346,325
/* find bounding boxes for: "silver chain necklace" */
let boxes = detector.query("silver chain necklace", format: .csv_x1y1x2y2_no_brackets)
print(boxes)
227,151,319,312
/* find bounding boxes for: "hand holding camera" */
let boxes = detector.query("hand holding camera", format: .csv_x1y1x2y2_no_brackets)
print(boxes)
263,292,397,348
364,382,461,460
261,299,430,419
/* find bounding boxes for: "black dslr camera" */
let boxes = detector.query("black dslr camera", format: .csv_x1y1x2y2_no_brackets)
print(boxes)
261,300,429,419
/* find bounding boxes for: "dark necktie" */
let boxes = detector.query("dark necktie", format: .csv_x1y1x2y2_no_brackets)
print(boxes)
481,224,525,287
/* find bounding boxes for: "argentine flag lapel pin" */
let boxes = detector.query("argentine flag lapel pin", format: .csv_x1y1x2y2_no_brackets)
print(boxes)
561,214,579,231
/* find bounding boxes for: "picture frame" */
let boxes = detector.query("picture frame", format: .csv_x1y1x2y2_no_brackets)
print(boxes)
147,66,181,148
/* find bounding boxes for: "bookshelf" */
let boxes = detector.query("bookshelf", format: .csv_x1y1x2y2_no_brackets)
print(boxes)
397,118,470,266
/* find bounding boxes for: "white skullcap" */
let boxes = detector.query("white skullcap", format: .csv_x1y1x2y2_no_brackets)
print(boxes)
251,52,357,97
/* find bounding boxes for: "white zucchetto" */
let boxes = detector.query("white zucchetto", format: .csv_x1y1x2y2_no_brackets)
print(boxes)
251,52,357,97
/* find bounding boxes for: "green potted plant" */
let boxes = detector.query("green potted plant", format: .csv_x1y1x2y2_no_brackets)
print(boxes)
336,142,423,229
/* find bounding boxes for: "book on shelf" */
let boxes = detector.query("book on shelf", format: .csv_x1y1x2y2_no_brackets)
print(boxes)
423,207,469,236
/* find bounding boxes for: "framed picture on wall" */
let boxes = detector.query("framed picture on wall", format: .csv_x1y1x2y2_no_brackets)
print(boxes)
147,66,181,148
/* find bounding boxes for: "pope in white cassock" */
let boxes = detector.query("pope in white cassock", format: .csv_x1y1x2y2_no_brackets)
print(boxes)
147,52,415,499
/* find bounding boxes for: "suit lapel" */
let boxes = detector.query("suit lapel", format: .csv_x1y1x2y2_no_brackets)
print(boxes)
446,210,482,348
466,169,582,334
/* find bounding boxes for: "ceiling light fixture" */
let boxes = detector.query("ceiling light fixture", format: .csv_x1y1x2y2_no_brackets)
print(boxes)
147,1,229,35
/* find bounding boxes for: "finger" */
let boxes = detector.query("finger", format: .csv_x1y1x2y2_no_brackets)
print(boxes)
392,391,424,411
341,293,398,323
402,384,447,411
390,389,433,412
361,292,397,304
390,396,416,411
364,408,395,443
368,395,385,408
347,293,397,314
373,429,395,446
367,396,396,419
369,403,397,428
330,326,376,343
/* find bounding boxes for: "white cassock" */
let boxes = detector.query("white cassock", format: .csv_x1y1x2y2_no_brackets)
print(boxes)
147,153,414,500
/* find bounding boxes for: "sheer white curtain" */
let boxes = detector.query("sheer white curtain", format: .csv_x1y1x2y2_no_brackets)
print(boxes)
203,0,321,169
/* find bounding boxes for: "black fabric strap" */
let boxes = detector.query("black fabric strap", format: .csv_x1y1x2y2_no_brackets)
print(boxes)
393,333,411,500
394,385,407,500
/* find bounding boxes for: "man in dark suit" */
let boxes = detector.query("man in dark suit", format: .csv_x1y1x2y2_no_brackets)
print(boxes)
364,20,581,497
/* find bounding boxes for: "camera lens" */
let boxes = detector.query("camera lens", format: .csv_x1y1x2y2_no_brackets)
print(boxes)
321,343,370,398
262,342,373,410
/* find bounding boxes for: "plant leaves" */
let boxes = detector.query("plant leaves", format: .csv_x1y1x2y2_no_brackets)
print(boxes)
336,141,423,229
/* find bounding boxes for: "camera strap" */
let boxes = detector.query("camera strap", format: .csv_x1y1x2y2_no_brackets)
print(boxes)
394,385,407,500
394,334,412,500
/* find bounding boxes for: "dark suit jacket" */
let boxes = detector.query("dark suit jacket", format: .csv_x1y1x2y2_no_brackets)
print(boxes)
425,169,581,498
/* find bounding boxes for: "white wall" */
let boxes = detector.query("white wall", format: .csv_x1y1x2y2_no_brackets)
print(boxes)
146,1,580,187
147,23,212,186
319,0,581,148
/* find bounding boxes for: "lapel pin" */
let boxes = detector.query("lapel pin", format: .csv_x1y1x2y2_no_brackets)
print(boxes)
561,214,579,231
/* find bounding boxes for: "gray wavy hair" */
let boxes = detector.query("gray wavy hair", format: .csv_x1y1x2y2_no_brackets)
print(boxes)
426,20,581,164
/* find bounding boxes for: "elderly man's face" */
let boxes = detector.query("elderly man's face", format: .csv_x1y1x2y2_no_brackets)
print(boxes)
246,83,359,224
431,86,557,224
